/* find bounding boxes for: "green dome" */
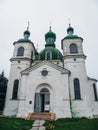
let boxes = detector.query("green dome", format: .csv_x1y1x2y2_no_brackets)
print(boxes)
67,25,74,34
15,29,32,43
40,46,62,60
64,24,83,40
45,27,56,41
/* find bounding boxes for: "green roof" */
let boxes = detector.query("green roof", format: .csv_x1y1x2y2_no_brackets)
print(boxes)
13,29,34,45
63,35,83,41
45,28,56,41
64,25,83,40
40,46,62,60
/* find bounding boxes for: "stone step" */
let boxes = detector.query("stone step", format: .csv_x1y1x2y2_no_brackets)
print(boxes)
30,120,45,130
26,112,55,120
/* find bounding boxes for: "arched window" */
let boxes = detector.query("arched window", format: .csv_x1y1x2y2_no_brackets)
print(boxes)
74,78,81,99
57,52,62,60
93,83,98,101
31,51,33,60
70,43,78,54
12,79,19,99
17,47,24,56
45,51,52,60
40,88,49,94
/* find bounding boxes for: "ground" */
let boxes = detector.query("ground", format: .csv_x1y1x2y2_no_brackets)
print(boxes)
0,116,34,130
0,116,98,130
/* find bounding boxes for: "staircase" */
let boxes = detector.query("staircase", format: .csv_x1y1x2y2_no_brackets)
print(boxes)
26,112,55,120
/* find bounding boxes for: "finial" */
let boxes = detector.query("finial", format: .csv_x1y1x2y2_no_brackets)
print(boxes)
24,21,30,39
49,21,52,31
2,70,4,77
68,18,71,27
27,21,30,30
67,18,74,35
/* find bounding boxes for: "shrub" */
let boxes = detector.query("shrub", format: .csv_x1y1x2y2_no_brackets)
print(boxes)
46,123,55,130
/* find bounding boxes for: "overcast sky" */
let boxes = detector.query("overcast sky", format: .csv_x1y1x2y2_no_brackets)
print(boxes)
0,0,98,82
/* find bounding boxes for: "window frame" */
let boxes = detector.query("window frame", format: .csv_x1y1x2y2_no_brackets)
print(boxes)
45,51,52,60
70,43,78,54
57,52,62,59
17,47,24,56
74,78,81,100
12,79,19,99
93,83,98,101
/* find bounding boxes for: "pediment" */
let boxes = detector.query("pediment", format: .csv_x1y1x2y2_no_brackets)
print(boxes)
21,60,70,75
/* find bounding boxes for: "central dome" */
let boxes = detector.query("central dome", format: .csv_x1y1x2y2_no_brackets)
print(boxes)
39,27,62,60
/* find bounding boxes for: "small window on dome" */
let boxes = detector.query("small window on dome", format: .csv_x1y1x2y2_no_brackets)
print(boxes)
57,52,62,59
70,43,78,54
17,47,24,56
45,51,52,60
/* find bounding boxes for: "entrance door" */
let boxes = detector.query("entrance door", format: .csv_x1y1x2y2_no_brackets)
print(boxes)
34,88,50,112
40,94,45,112
34,93,41,112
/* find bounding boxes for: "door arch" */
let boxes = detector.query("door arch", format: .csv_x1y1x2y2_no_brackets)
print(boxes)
34,88,50,112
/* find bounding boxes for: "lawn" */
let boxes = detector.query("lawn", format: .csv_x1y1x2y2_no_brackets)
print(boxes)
0,116,34,130
44,118,98,130
0,116,98,130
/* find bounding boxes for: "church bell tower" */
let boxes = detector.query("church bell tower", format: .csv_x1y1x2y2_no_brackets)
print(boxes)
61,24,92,117
61,24,87,77
4,27,36,116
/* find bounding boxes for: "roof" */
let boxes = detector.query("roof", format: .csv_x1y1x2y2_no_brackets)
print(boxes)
45,27,56,41
13,29,34,45
64,35,83,40
40,46,62,60
87,77,97,82
62,24,83,41
21,60,70,75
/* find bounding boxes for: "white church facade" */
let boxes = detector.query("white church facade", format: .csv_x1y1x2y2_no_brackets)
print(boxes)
4,24,98,119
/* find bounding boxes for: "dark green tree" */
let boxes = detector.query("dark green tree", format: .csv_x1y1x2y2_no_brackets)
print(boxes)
0,71,8,114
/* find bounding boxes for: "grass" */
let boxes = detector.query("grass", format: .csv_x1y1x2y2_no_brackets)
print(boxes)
44,117,98,130
0,116,98,130
0,116,34,130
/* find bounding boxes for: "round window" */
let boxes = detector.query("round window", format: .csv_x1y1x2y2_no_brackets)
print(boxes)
41,70,48,76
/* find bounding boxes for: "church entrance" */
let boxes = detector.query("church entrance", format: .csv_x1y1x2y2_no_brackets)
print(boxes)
34,88,50,112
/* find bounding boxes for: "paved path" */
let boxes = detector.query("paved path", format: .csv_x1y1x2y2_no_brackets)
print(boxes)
30,120,45,130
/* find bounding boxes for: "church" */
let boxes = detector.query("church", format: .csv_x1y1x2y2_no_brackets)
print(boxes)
3,24,98,119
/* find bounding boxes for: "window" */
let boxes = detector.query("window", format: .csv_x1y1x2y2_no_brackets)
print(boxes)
74,78,81,99
70,43,78,54
17,47,24,56
29,101,32,104
12,79,19,99
57,52,62,59
46,51,52,60
41,70,48,77
93,83,98,101
31,51,33,60
40,88,49,93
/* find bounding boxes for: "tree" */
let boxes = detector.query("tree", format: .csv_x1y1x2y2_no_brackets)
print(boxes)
0,71,8,114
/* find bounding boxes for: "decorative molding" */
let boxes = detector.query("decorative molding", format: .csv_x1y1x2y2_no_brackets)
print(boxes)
21,60,70,75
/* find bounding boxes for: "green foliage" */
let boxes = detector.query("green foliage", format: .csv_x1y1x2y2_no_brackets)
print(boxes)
0,116,34,130
0,71,8,87
44,118,98,130
0,72,8,112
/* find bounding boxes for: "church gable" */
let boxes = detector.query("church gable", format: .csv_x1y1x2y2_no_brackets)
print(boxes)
21,60,70,75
